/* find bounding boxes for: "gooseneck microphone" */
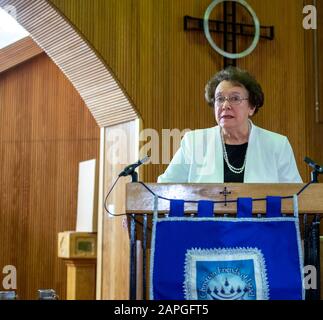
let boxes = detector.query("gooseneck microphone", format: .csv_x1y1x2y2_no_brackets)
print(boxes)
304,156,323,183
118,156,150,179
104,156,150,216
304,157,323,173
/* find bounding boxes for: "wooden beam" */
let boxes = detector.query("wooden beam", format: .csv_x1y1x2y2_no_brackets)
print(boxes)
0,36,43,73
126,183,323,214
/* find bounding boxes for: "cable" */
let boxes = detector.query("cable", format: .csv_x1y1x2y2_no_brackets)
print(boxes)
103,176,124,216
297,181,313,196
103,176,151,230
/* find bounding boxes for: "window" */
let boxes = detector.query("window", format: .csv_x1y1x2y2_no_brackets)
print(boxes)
0,7,29,49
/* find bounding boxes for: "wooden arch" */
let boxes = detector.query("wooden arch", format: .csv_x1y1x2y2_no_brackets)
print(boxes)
0,0,139,127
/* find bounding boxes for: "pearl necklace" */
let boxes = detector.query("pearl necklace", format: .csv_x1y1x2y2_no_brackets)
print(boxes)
220,124,250,174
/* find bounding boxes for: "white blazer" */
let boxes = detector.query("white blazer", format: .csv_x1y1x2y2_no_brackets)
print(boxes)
157,122,302,183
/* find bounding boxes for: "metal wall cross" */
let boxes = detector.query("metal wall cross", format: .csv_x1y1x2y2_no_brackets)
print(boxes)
184,1,274,67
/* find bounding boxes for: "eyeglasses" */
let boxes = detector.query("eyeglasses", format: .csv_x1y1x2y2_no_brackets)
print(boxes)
214,95,249,107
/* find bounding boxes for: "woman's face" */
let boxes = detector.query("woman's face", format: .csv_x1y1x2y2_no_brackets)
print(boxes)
214,80,255,131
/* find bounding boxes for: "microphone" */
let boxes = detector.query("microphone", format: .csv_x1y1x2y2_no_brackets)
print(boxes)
304,157,323,173
118,156,150,177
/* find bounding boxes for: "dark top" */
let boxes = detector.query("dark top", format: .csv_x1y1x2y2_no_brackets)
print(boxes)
223,143,248,183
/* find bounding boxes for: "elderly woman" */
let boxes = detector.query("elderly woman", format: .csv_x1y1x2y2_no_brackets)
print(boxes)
158,66,302,183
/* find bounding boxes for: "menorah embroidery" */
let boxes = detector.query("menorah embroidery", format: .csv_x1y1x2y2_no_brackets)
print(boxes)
206,276,250,300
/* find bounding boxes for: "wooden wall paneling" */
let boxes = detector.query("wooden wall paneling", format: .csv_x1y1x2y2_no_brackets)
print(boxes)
49,0,310,183
317,0,323,124
0,0,139,128
49,0,220,182
0,52,100,299
98,120,139,299
304,0,323,237
304,0,323,174
45,0,323,298
45,0,319,298
238,0,308,180
0,0,143,300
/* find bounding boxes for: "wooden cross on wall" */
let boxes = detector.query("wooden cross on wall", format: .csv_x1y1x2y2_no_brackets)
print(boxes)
184,1,274,68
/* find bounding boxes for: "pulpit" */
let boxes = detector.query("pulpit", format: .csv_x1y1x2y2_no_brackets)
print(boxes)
126,182,323,300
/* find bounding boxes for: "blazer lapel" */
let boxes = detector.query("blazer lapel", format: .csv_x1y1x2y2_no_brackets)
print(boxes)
214,126,224,183
244,121,256,182
193,126,223,183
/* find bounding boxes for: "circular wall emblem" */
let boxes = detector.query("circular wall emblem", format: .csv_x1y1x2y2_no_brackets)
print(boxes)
203,0,260,59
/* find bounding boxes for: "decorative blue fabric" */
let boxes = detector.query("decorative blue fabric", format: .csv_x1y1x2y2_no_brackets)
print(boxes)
150,201,303,300
197,200,214,217
169,199,185,217
266,196,282,217
237,197,253,218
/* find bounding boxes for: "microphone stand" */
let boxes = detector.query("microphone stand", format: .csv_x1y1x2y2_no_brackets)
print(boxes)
311,169,319,183
309,165,321,299
304,157,323,183
303,157,321,300
130,170,138,183
119,156,149,183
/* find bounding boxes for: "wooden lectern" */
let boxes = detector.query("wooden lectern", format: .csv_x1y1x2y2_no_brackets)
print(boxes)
126,183,323,300
58,231,97,300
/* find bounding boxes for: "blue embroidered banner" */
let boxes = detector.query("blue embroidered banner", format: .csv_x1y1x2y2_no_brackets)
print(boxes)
150,199,304,300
